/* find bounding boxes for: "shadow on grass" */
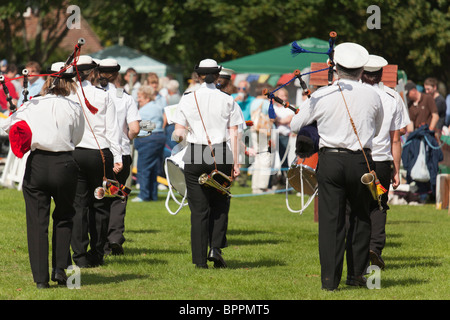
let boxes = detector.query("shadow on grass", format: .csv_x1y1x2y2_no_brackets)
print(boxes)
340,276,429,291
228,228,285,246
384,256,443,270
125,229,160,235
386,220,432,225
227,259,287,269
379,277,429,288
80,272,148,286
228,229,275,236
229,238,285,246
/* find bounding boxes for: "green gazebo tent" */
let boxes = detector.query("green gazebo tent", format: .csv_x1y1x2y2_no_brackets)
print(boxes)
91,44,167,76
221,37,330,75
90,44,184,88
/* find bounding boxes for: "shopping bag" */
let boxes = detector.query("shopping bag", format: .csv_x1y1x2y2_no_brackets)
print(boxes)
410,140,430,182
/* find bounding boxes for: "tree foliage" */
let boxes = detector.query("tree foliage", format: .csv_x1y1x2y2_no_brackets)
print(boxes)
1,0,449,86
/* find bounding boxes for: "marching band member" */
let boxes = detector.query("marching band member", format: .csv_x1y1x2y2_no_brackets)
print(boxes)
362,55,410,270
290,43,384,291
70,55,122,268
1,62,85,288
172,59,243,268
94,58,141,255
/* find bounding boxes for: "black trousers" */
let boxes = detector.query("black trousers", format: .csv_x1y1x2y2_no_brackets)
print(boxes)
316,149,373,289
106,154,132,250
369,160,392,255
22,150,79,283
183,143,233,265
71,147,114,266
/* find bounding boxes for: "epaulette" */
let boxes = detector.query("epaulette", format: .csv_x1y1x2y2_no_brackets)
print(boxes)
386,92,395,99
183,91,193,95
95,86,107,92
219,90,231,96
116,87,124,98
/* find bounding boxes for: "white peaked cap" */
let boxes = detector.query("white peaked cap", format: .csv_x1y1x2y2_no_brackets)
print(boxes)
50,62,74,74
77,55,95,65
364,54,388,72
199,59,220,68
99,58,119,67
219,67,234,79
194,58,222,74
334,42,369,69
97,58,121,72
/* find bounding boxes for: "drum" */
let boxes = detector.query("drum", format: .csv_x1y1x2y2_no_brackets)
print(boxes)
287,152,318,195
165,147,187,197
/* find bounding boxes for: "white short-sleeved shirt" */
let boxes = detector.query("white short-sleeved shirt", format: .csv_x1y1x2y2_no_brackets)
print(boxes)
173,82,243,145
290,79,384,151
274,105,292,136
384,85,410,130
367,83,407,161
104,83,141,156
2,94,85,152
69,80,122,163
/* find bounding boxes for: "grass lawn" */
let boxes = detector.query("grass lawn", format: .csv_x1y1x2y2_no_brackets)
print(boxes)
0,184,449,303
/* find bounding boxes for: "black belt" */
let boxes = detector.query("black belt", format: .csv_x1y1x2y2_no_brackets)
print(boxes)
32,149,73,156
320,147,371,155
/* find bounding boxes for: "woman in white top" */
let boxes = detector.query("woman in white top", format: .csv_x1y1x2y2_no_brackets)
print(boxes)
173,59,242,268
2,62,85,289
69,55,122,268
94,58,141,255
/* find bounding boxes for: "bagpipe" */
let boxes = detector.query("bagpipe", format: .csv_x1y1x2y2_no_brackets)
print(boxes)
1,38,131,201
250,32,337,214
0,75,17,113
258,31,387,213
284,31,386,210
0,67,30,113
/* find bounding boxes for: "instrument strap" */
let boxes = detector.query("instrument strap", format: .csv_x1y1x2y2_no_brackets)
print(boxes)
336,80,372,174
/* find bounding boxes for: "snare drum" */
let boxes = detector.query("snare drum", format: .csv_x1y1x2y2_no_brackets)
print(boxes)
165,147,187,197
287,152,318,195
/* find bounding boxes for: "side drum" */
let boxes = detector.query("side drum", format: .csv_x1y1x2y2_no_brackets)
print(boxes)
165,147,187,197
287,153,318,196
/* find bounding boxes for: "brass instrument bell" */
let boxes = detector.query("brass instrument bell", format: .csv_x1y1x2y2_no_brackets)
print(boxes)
198,170,232,196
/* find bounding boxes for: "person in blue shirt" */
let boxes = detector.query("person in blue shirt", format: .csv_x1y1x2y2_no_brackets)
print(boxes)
17,61,45,106
133,85,166,202
232,80,255,121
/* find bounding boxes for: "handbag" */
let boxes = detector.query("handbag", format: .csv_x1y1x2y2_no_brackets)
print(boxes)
410,140,430,182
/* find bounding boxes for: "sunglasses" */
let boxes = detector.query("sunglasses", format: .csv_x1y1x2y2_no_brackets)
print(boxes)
238,87,247,91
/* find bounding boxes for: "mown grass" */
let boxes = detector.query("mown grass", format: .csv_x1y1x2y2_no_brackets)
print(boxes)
0,185,449,302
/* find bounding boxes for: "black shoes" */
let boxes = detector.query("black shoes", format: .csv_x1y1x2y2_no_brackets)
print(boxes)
208,248,227,268
36,268,67,288
369,250,385,270
346,275,367,287
36,282,50,289
194,248,227,269
51,268,68,286
110,242,124,256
